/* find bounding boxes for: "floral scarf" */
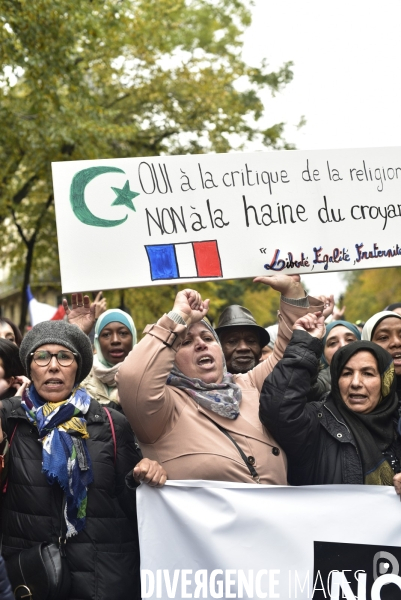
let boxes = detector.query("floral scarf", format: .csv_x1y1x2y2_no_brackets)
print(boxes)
22,385,94,537
167,320,242,419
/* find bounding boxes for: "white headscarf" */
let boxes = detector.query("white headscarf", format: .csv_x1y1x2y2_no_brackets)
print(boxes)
361,311,401,340
265,324,278,350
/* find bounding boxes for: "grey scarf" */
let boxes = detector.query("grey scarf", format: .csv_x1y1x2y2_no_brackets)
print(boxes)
167,320,242,419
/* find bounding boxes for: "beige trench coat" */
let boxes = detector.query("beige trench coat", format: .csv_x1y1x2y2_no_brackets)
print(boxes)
118,296,322,484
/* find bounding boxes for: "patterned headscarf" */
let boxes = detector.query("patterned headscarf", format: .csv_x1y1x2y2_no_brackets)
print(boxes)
167,320,242,419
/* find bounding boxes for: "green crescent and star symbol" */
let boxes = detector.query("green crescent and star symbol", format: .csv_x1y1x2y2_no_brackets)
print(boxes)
111,180,139,211
69,166,140,227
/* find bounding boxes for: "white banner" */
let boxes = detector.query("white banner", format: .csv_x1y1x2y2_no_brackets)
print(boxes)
137,481,401,600
52,147,401,292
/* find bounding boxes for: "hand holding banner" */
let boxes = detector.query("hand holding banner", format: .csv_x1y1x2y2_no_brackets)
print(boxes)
137,481,401,600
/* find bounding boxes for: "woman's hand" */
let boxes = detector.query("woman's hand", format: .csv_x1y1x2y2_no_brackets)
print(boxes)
93,291,107,319
332,304,346,321
11,376,30,396
316,294,335,319
253,274,304,299
63,292,97,335
133,458,167,487
172,289,210,325
0,375,30,399
393,473,401,496
293,312,326,339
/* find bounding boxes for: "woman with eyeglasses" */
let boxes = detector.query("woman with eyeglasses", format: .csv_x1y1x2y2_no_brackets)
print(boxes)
0,320,166,600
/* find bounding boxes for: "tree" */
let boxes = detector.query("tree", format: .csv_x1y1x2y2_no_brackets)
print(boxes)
342,267,401,323
0,0,294,329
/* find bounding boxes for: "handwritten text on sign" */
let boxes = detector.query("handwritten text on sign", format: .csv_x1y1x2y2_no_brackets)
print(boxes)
52,147,401,292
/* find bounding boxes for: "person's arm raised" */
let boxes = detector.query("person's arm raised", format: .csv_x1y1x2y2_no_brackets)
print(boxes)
63,292,97,335
117,289,208,444
243,274,324,390
253,276,333,317
293,312,326,339
253,273,304,299
259,314,325,479
170,289,210,326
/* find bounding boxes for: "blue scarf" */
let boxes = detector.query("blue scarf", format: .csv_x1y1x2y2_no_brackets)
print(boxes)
22,386,94,538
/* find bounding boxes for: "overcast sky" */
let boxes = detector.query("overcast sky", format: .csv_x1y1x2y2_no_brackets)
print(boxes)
241,0,401,297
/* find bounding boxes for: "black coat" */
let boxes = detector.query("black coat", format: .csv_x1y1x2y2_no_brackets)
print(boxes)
307,366,331,403
0,397,142,600
259,330,364,485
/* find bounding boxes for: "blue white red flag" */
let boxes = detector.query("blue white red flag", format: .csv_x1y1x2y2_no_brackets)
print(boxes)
145,240,222,281
27,285,65,326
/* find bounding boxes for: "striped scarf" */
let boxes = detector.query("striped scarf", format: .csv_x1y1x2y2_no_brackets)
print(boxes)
22,385,94,537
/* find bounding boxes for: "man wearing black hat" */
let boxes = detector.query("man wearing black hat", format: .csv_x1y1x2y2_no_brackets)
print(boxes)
215,306,270,374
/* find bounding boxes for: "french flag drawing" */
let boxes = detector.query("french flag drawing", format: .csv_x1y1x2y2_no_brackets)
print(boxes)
145,240,223,281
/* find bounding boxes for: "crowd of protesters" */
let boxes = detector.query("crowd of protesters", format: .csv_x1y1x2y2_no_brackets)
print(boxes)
0,274,401,599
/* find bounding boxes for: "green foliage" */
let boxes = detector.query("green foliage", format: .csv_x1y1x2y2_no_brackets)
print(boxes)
343,267,401,323
0,0,295,326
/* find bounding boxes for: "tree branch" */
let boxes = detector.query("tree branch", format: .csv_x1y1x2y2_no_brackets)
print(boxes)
104,93,131,109
12,175,37,205
11,193,53,249
10,206,29,247
31,193,54,244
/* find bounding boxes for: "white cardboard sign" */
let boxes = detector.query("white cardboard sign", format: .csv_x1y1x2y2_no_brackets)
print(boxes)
137,481,401,600
52,147,401,292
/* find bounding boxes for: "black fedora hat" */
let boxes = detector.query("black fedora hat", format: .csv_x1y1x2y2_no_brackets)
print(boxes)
215,305,270,347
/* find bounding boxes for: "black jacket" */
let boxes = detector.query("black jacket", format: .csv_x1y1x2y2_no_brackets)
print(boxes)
0,397,142,600
307,366,331,403
259,331,363,485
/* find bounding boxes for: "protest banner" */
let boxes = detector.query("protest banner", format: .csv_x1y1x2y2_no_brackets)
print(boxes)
137,481,401,600
52,147,401,292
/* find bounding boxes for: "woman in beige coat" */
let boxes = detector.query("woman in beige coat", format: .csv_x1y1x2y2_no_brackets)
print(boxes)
118,275,323,484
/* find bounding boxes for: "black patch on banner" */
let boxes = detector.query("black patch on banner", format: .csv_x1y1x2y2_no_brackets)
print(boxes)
313,541,401,599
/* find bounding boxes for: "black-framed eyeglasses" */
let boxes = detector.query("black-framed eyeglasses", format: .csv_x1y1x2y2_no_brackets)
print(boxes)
30,350,77,367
